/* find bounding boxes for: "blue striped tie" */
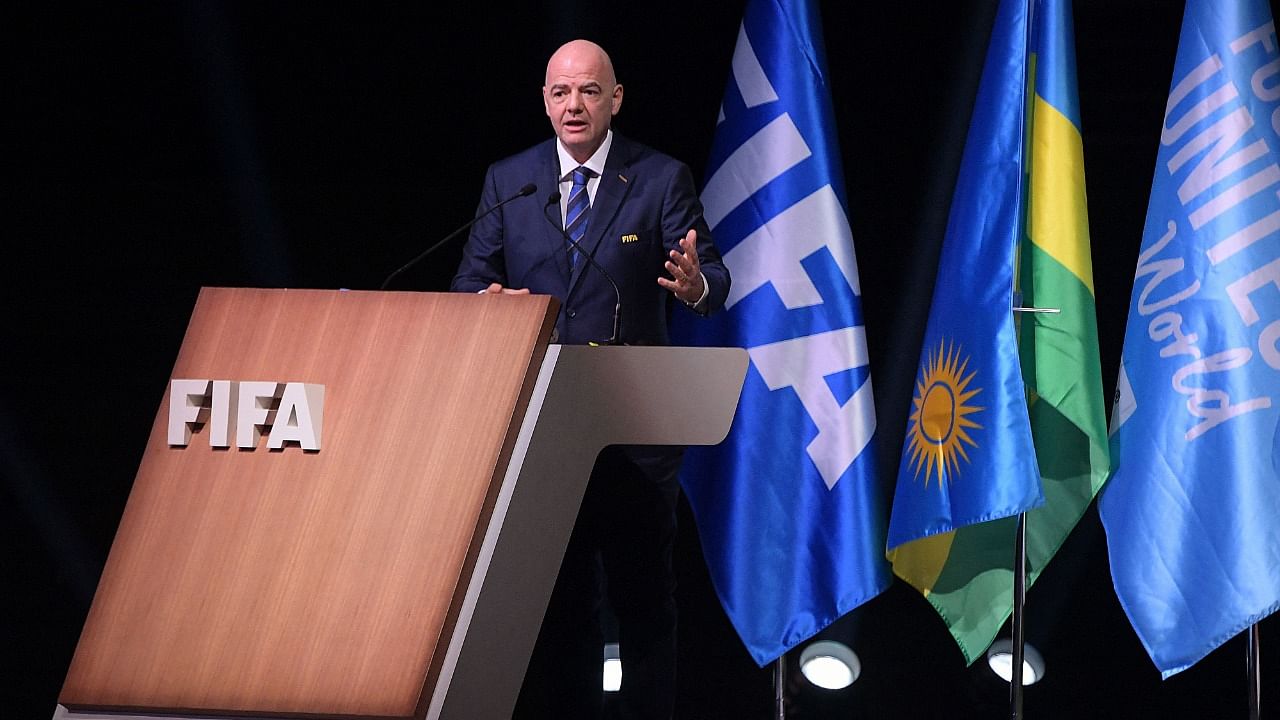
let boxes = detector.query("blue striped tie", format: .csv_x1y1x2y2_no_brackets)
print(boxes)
564,166,592,267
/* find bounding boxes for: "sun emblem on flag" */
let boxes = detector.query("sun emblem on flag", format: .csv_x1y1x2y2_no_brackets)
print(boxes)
906,340,984,487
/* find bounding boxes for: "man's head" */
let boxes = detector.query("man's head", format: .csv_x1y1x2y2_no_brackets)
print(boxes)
543,40,623,164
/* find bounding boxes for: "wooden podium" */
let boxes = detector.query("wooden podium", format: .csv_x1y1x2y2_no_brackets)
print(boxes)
56,288,748,720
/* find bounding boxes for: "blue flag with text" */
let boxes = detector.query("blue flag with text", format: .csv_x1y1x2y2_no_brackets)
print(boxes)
1100,0,1280,678
671,0,890,665
885,0,1044,562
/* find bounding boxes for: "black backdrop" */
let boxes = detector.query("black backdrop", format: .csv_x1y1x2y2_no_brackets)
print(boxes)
7,1,1280,718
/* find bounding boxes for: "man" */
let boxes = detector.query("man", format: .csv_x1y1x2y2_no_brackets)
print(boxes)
451,39,729,719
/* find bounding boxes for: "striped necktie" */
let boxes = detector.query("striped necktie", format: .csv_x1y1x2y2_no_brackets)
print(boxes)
564,166,592,267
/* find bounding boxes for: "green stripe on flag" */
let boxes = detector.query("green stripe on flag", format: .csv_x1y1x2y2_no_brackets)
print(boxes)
924,359,1109,662
900,0,1111,665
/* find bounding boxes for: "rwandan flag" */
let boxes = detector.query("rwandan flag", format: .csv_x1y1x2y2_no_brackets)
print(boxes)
893,0,1113,664
886,0,1050,664
1101,0,1280,678
671,0,890,665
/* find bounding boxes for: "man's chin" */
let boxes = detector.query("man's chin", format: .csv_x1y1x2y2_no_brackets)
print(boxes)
559,131,602,156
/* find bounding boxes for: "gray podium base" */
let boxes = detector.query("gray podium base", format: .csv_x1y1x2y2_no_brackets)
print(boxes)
431,344,748,720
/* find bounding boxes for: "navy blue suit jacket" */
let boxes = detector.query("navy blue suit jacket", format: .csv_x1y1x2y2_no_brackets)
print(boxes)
451,135,729,346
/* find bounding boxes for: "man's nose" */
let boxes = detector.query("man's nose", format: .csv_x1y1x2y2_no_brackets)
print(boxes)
567,90,585,111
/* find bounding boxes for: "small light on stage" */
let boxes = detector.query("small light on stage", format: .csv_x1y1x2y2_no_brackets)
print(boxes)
985,638,1046,685
799,640,861,690
603,642,622,692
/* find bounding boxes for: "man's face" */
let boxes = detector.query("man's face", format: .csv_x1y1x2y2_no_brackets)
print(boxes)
542,42,623,163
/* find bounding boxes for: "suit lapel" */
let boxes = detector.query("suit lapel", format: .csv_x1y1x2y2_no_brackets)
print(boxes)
568,137,634,295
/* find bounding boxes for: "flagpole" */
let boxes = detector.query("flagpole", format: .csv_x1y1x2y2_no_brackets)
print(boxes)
1011,512,1027,720
1008,305,1056,720
774,655,786,720
1008,3,1040,713
1247,624,1260,720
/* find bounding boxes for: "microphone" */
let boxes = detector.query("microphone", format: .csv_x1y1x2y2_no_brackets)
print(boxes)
544,192,623,345
379,182,537,290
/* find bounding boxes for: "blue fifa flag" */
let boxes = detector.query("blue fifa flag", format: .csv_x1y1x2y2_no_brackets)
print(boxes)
670,0,889,665
1100,0,1280,679
885,0,1043,555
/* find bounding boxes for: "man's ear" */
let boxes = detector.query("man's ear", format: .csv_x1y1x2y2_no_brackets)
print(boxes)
611,83,624,116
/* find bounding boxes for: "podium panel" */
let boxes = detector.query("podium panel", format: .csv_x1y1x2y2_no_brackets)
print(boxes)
58,288,748,720
61,288,557,719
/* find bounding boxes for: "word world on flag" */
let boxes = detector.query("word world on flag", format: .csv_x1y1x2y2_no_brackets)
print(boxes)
1101,0,1280,679
671,0,889,666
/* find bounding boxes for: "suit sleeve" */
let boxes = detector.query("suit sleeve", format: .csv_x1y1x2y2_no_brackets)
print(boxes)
661,163,730,315
450,164,507,292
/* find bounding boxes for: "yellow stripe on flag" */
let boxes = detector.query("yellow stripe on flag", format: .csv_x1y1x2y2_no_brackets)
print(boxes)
1030,95,1095,296
889,530,957,595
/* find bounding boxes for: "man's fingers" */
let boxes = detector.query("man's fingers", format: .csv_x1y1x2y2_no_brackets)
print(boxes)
484,283,530,295
678,230,700,274
665,259,685,281
669,248,695,276
659,230,704,301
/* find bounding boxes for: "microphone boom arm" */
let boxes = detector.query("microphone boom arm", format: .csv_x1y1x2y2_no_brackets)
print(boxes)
543,192,623,345
379,182,537,290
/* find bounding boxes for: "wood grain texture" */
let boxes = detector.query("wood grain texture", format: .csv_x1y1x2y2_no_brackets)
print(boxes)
60,288,556,719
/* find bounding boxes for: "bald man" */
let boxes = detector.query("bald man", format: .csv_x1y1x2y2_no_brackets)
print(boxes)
452,40,730,719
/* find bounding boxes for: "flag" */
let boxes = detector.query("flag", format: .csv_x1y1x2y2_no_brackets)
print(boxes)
1100,0,1280,678
889,0,1112,665
885,0,1049,664
670,0,889,666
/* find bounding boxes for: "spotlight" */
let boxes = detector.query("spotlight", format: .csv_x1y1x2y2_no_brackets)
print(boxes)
603,642,622,692
985,638,1045,685
799,640,861,690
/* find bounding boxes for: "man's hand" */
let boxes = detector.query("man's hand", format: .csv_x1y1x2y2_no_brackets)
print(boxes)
484,283,531,295
657,229,705,306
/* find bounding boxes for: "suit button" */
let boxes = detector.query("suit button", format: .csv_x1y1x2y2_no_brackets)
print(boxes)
567,310,577,318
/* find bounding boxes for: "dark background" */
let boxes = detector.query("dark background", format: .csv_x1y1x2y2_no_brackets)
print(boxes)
7,1,1280,718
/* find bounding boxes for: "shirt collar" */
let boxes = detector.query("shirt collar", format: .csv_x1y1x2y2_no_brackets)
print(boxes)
555,130,612,181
